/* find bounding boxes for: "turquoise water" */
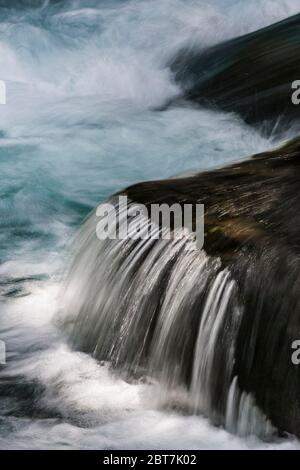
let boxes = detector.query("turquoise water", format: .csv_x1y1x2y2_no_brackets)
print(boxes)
0,0,299,449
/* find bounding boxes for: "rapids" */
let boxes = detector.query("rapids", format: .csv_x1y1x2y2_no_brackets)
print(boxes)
1,0,300,449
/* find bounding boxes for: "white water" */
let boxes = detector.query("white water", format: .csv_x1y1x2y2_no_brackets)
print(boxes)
0,0,299,449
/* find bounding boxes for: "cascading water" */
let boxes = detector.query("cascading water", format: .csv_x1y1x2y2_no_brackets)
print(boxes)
61,198,274,439
1,0,300,450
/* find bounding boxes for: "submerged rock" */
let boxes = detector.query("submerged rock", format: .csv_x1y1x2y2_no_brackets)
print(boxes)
169,14,300,135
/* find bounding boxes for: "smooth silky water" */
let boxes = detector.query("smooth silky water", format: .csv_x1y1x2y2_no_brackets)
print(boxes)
0,0,300,449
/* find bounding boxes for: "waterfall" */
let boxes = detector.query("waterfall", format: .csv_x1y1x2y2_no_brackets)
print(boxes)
60,197,275,438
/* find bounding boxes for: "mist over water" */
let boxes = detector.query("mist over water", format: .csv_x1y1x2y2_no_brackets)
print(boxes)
0,0,300,449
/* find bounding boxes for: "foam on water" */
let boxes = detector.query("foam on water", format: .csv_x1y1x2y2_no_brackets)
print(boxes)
1,276,299,450
0,0,299,449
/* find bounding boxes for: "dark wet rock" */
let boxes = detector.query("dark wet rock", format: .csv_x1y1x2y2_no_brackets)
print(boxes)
122,136,300,436
169,14,300,135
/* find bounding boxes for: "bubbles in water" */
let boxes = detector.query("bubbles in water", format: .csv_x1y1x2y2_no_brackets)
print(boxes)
0,0,300,450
